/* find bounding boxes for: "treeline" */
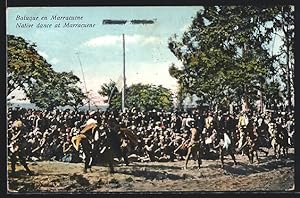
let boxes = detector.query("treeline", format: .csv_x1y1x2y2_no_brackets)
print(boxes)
168,5,294,112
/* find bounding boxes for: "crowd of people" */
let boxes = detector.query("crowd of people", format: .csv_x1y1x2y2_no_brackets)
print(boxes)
7,106,295,171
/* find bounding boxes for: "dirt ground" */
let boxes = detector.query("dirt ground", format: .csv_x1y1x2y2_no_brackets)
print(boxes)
7,148,295,193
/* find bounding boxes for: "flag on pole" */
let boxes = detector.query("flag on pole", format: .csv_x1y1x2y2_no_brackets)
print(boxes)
115,75,123,92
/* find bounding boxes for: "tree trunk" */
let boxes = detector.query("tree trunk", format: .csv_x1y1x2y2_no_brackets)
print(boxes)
242,85,250,112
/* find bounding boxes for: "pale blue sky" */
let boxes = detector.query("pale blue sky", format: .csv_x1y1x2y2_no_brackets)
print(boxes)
7,6,202,104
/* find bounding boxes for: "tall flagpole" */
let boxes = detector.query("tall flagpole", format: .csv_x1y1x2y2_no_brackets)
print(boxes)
102,19,156,112
122,34,126,112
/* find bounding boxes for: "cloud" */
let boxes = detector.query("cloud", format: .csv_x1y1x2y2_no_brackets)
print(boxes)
83,34,161,47
143,36,161,45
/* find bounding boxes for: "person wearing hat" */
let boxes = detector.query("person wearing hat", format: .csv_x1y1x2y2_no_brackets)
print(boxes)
184,118,202,170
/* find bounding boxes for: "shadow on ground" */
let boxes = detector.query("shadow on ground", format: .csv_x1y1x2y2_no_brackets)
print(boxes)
128,163,182,170
223,157,294,176
118,169,183,180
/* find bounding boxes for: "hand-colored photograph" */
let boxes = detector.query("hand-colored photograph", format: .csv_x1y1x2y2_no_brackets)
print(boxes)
7,6,295,192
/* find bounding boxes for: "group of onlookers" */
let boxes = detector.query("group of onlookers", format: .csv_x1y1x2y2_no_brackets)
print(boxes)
7,106,294,165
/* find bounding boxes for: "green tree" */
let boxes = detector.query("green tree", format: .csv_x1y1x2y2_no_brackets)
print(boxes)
7,35,54,96
272,5,294,112
7,35,86,110
100,83,173,111
168,6,281,111
263,80,284,110
28,71,86,110
98,81,118,106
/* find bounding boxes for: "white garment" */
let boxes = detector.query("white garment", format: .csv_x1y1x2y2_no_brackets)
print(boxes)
244,115,249,126
86,118,97,125
223,133,231,150
94,130,99,141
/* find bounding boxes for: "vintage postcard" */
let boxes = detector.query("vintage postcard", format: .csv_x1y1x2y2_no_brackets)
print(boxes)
7,6,295,193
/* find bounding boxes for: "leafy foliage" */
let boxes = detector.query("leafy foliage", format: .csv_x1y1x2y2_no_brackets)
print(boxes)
98,81,117,106
7,35,86,110
99,83,173,111
272,6,294,111
263,80,284,110
7,35,54,95
168,6,292,110
28,71,86,110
